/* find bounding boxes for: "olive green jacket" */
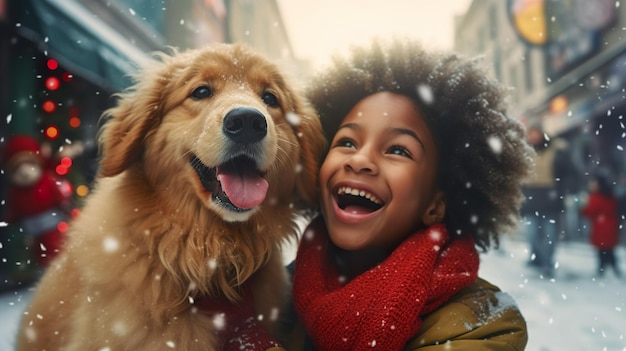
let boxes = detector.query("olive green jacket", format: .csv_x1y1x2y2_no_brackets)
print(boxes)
279,278,528,351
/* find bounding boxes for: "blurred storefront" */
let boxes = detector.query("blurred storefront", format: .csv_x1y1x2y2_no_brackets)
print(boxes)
515,0,625,177
0,0,297,290
458,0,626,177
2,0,164,188
0,0,164,288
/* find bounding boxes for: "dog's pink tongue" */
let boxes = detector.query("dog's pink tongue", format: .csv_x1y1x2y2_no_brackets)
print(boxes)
217,172,269,209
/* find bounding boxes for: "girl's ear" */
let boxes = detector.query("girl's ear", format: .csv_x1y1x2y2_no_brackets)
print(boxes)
422,191,446,227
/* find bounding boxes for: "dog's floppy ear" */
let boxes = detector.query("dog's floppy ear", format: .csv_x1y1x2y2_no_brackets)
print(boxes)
97,66,167,178
291,96,327,208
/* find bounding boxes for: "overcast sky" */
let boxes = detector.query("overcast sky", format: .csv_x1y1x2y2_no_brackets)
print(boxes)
276,0,472,69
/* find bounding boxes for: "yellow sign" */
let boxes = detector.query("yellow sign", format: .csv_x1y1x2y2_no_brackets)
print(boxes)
510,0,547,45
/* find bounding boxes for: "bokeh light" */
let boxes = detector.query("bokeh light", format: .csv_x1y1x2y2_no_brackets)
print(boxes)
55,164,68,175
42,100,56,113
45,76,60,91
46,58,59,70
60,157,73,168
76,184,90,197
45,125,59,139
69,116,81,128
57,221,69,233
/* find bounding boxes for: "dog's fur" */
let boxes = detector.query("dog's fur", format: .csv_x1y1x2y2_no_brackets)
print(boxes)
17,43,325,350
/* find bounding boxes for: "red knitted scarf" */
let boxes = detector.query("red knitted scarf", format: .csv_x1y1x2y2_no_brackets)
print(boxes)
293,217,479,351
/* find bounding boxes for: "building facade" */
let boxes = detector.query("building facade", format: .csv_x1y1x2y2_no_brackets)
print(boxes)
455,0,626,180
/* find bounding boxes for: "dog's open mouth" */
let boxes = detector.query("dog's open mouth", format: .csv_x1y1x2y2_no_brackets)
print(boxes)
191,155,269,212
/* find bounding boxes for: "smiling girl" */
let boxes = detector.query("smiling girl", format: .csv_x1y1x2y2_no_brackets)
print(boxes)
284,39,534,351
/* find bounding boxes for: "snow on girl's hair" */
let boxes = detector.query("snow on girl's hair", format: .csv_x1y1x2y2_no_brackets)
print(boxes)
306,38,535,250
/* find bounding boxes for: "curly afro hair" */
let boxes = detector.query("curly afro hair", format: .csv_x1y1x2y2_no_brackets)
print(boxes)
306,38,535,250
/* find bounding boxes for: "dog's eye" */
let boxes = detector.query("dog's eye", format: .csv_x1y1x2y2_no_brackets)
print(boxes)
262,92,279,108
190,86,213,100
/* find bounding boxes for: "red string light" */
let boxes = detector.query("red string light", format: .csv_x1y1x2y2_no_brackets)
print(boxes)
42,100,56,113
46,58,59,70
45,76,60,91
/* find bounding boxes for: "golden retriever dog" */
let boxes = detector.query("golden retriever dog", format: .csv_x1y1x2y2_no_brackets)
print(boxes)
17,43,325,350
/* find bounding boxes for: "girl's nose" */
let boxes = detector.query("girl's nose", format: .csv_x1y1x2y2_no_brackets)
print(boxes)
344,151,378,174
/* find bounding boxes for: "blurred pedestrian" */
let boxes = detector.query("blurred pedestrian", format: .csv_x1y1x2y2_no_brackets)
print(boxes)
580,171,621,278
520,124,580,278
613,172,626,236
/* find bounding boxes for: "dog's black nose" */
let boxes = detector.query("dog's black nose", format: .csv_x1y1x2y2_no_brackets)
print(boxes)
223,107,268,144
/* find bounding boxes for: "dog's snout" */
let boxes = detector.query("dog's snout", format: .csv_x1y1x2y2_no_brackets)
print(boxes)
223,107,267,144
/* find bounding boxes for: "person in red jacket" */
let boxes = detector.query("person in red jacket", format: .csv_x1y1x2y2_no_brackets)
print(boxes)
581,171,621,278
2,134,73,267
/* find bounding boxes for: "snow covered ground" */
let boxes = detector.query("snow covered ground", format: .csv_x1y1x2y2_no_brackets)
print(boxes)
1,236,624,351
480,238,625,351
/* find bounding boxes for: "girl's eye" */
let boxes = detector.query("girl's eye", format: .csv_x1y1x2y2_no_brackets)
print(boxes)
190,86,213,100
335,137,356,149
387,145,412,158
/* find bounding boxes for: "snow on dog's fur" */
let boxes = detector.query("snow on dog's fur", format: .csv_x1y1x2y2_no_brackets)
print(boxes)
17,43,325,350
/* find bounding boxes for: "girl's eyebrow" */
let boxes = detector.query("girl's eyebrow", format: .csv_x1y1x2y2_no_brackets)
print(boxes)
337,123,425,150
390,128,425,150
337,122,359,132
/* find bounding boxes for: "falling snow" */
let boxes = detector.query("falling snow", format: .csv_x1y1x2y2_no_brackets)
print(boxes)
286,111,301,126
207,258,217,271
111,320,128,336
212,313,226,330
427,228,443,242
102,237,120,253
487,135,503,154
416,84,434,105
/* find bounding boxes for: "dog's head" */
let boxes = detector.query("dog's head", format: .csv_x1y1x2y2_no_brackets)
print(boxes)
98,44,325,222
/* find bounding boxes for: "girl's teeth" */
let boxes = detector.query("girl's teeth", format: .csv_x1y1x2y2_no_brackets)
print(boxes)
337,186,381,205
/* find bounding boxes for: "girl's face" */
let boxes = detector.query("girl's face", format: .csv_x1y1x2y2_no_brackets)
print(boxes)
319,92,445,252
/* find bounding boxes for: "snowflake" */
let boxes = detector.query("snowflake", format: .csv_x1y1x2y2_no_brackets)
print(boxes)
102,237,120,253
286,112,301,126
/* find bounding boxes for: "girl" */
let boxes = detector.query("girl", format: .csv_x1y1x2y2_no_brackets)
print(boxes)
285,38,533,350
581,171,621,278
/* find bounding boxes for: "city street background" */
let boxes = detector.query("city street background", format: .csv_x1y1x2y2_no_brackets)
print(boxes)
2,1,626,350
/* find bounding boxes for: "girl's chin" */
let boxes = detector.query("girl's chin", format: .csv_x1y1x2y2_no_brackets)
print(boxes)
328,233,369,252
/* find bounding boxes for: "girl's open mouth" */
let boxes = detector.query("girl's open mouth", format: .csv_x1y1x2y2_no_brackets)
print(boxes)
335,186,383,215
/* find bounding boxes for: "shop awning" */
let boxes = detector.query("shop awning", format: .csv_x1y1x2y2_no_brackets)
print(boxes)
16,0,152,91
